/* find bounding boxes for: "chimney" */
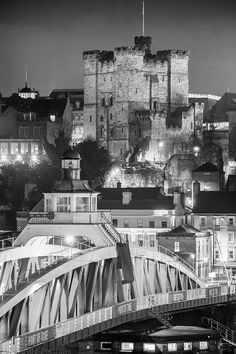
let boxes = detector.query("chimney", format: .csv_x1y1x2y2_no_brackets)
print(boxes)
192,181,200,208
122,191,132,205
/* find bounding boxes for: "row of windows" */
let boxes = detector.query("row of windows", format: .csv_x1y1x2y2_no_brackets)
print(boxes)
101,97,113,107
200,217,235,227
215,249,235,260
45,197,96,212
0,142,40,155
101,340,208,352
19,126,44,138
112,219,168,228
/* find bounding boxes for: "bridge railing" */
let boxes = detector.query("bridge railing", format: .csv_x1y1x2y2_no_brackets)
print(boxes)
128,239,195,274
1,283,235,354
23,211,112,225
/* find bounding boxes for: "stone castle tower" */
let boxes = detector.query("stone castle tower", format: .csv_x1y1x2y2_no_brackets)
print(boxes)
83,36,191,162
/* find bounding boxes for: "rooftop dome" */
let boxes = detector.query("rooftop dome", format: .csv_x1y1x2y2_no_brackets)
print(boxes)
19,84,33,93
62,149,81,159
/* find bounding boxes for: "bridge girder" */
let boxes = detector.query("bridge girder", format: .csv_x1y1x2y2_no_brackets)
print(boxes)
0,245,203,341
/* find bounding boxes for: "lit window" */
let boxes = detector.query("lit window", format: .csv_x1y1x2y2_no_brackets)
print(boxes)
57,197,71,212
75,197,90,212
20,143,29,154
100,342,112,351
228,250,234,260
184,342,192,350
143,343,155,352
10,143,19,155
174,241,180,252
0,143,8,155
204,172,211,182
228,232,235,243
50,114,56,122
46,199,52,211
31,143,39,155
199,341,208,350
168,343,177,352
137,219,143,228
121,343,133,352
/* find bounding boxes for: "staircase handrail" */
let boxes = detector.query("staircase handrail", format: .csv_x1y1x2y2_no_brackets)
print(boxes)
202,317,235,344
101,213,125,243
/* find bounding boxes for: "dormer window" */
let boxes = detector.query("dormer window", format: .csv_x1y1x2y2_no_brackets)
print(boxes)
50,114,56,122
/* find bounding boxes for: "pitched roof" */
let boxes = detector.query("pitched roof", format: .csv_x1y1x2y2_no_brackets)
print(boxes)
206,92,236,122
6,96,67,120
193,162,223,173
97,187,174,210
193,191,236,214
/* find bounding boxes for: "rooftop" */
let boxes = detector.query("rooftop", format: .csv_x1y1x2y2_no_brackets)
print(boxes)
193,191,236,214
193,162,223,173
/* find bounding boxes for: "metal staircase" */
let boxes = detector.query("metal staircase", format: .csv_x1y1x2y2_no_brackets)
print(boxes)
202,317,236,347
149,298,172,328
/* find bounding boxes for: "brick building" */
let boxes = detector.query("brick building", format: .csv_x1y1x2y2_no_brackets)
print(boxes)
83,36,203,164
192,162,225,191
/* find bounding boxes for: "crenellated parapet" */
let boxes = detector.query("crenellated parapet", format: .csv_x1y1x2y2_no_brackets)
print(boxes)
83,50,114,63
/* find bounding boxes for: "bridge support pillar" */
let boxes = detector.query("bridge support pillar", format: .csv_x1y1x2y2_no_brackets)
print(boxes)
0,315,8,342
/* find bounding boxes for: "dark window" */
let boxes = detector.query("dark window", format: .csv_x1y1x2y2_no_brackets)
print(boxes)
112,219,118,227
89,115,92,122
161,220,167,228
100,115,104,122
24,127,29,138
19,127,24,138
110,113,112,120
149,220,155,228
153,101,157,110
109,96,113,106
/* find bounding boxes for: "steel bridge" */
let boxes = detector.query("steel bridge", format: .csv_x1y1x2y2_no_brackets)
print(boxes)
0,217,209,353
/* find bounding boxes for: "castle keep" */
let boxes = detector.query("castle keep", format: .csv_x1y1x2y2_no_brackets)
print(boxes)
83,36,201,164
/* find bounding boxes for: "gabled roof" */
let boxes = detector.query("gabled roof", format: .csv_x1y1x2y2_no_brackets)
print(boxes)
206,92,236,122
98,187,175,210
6,96,68,120
193,191,236,214
158,224,201,237
193,162,223,173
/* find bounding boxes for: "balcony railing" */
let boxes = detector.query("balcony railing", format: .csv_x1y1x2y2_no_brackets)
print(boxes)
17,211,112,225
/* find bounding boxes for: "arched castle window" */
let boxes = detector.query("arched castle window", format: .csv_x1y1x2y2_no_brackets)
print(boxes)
109,96,113,106
153,101,158,110
101,97,105,107
100,126,104,138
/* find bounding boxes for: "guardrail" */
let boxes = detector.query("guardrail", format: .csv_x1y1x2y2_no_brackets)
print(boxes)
0,237,17,249
18,211,112,225
1,283,235,353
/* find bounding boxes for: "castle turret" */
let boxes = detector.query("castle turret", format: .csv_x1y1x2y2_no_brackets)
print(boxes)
134,36,152,52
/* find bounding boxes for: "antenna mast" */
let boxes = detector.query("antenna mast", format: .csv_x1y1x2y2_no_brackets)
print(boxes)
25,65,28,87
142,0,145,36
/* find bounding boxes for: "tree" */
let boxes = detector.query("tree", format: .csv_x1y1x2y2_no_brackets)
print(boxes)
74,139,112,189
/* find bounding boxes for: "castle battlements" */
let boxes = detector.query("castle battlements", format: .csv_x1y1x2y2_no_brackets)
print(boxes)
83,50,114,63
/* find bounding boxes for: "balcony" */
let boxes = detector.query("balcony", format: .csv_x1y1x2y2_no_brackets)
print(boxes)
17,211,112,225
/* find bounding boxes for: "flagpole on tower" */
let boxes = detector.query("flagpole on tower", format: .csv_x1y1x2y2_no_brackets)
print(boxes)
142,0,145,36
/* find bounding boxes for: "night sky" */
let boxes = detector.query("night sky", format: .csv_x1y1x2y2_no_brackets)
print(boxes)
1,0,236,97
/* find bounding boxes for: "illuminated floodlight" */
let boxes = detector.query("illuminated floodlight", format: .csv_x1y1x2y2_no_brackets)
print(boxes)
1,155,7,162
16,154,22,161
31,154,38,162
159,141,164,148
193,145,200,156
